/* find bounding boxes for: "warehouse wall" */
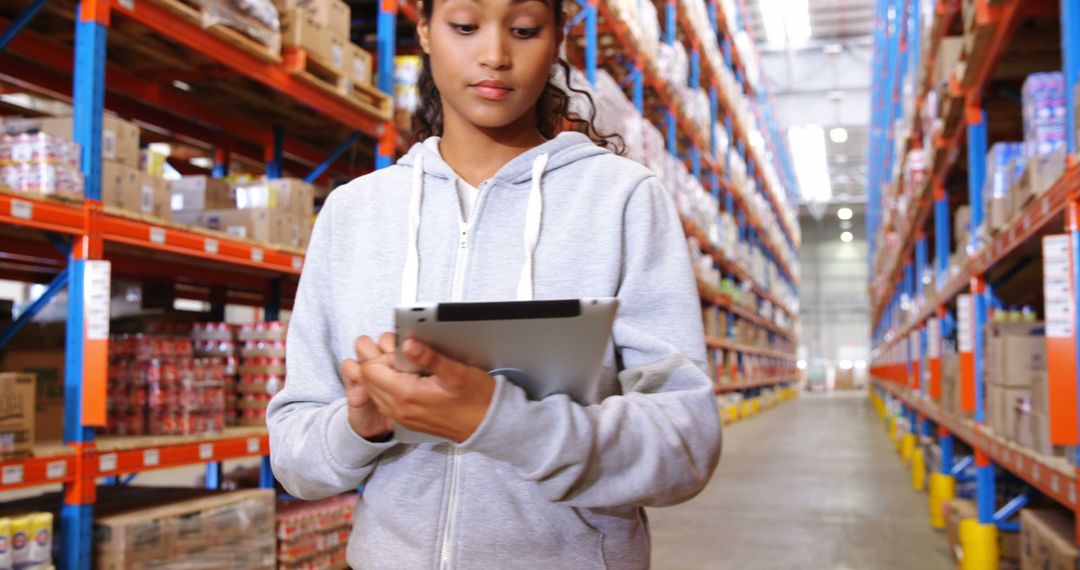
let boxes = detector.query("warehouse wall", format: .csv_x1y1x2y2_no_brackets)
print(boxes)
798,207,869,369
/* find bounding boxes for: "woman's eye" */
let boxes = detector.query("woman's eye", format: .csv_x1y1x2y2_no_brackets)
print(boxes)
450,23,478,35
511,27,541,39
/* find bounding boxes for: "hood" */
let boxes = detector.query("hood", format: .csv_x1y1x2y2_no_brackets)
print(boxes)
396,131,610,186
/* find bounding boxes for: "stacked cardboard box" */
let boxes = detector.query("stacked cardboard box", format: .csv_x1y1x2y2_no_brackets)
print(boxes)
940,349,961,414
983,322,1055,456
174,177,313,249
1,348,66,443
0,373,35,457
238,322,287,427
278,0,369,90
101,159,172,221
276,493,357,569
1020,509,1078,570
95,489,276,569
171,175,234,213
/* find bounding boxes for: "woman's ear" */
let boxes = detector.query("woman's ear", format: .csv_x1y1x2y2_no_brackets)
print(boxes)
418,7,432,55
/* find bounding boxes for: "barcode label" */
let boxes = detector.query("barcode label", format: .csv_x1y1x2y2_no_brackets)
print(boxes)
251,248,264,263
292,256,303,270
10,200,31,220
103,129,117,160
2,465,23,485
150,227,166,244
247,438,260,453
99,453,118,472
46,461,66,480
143,449,160,467
199,443,214,460
204,239,219,254
84,261,111,341
957,295,973,352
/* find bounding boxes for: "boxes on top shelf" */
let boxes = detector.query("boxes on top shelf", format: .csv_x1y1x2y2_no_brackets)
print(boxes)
346,43,374,89
273,0,350,38
235,177,315,218
173,207,311,249
280,9,332,65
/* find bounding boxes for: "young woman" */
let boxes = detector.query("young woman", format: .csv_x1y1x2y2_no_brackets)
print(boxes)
266,0,722,567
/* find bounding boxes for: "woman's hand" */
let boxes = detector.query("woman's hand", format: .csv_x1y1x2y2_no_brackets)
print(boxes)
340,333,397,440
359,339,496,443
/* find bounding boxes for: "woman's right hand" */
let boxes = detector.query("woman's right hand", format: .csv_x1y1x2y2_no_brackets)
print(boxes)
340,333,397,440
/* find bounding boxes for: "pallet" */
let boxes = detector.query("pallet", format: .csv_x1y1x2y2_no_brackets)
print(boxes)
283,48,394,122
147,0,282,65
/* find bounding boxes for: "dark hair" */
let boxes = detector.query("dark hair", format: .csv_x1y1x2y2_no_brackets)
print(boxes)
413,0,624,155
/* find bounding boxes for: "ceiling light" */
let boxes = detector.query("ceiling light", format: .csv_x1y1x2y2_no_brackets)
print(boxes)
840,231,854,242
838,207,853,220
789,125,831,202
830,127,849,143
855,360,867,369
839,360,853,370
190,157,213,169
797,359,807,370
823,43,843,55
148,143,172,157
759,0,812,46
171,80,192,92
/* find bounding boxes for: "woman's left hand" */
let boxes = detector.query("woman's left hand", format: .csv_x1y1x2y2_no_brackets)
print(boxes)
358,339,496,443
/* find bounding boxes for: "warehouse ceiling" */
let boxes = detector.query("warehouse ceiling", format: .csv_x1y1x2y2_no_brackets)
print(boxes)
744,0,875,209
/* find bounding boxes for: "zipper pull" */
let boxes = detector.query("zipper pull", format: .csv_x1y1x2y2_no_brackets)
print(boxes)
459,223,469,249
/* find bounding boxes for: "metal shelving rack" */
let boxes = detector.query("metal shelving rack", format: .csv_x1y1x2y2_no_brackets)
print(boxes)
0,0,405,565
0,0,798,565
560,0,803,391
867,0,1080,555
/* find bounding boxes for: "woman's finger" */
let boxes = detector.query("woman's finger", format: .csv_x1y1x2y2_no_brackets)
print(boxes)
378,332,397,354
355,335,383,362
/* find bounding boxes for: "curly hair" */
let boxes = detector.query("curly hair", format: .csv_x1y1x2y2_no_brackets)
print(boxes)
412,0,624,155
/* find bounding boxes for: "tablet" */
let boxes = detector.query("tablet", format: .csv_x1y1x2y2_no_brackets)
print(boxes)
393,298,618,443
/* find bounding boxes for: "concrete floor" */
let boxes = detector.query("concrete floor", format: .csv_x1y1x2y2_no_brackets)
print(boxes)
649,391,954,570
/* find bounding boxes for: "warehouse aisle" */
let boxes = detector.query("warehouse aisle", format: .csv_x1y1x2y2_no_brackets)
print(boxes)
649,392,953,570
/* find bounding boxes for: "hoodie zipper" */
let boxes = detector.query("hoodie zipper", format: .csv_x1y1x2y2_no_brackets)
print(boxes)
440,179,485,569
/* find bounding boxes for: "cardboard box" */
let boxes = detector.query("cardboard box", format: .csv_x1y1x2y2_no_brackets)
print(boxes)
946,499,977,563
274,0,350,37
1001,529,1022,568
235,178,314,217
95,489,275,570
1015,407,1054,456
988,197,1009,234
328,32,348,75
1020,509,1078,570
0,373,34,456
100,160,129,209
171,176,233,212
125,173,171,220
935,37,965,86
941,351,960,413
1,350,64,443
347,43,374,87
37,115,140,169
281,10,331,66
173,208,307,247
986,322,1046,388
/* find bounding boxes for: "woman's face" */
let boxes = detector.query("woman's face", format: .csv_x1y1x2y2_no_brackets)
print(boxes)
419,0,562,133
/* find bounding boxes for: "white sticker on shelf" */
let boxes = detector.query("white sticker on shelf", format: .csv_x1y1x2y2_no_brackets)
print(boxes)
1052,475,1061,494
1043,235,1074,339
247,438,260,454
119,0,134,9
99,453,117,473
1043,197,1050,216
143,449,160,467
149,227,166,244
204,238,219,255
957,295,973,353
927,318,941,358
251,248,264,263
199,443,214,460
910,332,920,361
46,461,66,480
1071,485,1077,506
1034,464,1042,480
84,260,111,341
10,199,31,220
1,465,23,486
292,256,303,271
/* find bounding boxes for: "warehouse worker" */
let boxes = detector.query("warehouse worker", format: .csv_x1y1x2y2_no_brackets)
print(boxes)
266,0,722,567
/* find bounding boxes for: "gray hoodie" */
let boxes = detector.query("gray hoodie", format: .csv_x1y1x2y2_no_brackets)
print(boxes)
266,132,723,569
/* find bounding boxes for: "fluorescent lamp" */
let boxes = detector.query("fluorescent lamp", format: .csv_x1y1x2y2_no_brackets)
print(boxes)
840,231,853,242
830,127,848,143
759,0,812,46
839,360,853,370
789,125,831,202
837,207,853,220
190,157,214,169
797,359,807,370
855,360,867,370
171,80,192,92
148,143,172,157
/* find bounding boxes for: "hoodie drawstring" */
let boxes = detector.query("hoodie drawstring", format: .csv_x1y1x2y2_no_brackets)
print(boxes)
400,152,549,305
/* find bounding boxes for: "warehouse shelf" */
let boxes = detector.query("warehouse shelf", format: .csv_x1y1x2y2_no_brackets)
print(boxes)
874,380,1078,513
568,0,800,286
698,285,796,342
867,0,1080,554
706,337,797,362
869,0,1052,326
669,0,799,251
0,428,269,493
715,375,800,394
682,217,797,318
0,191,304,277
